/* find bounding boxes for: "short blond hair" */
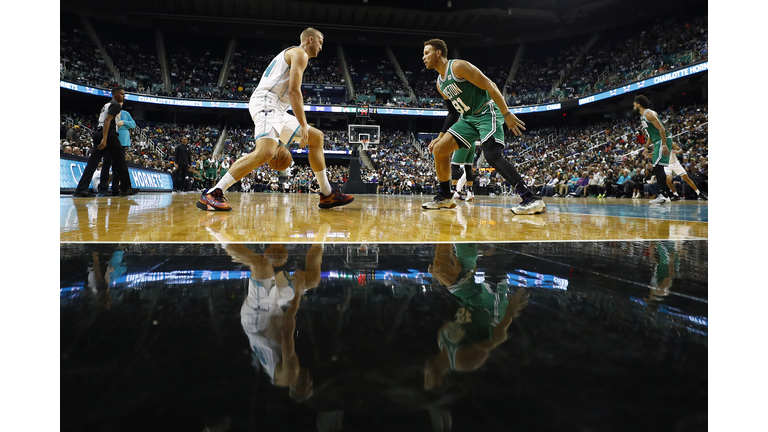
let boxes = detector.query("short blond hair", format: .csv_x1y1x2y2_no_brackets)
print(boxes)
300,27,323,43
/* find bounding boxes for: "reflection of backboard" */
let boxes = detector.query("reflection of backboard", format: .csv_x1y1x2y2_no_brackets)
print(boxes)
348,124,380,144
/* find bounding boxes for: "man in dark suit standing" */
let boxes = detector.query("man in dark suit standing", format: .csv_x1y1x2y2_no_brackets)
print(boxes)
174,136,192,191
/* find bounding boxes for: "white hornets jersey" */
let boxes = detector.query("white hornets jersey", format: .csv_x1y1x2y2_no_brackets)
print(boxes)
250,46,302,113
240,274,295,383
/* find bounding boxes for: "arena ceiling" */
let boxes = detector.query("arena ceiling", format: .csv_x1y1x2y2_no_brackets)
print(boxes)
61,0,706,45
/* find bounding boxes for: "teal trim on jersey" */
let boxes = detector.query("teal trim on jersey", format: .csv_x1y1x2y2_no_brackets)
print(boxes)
287,125,300,144
264,47,294,94
264,58,278,77
267,68,290,95
281,270,296,290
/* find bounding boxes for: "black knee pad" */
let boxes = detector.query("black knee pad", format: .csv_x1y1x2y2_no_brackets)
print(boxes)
482,140,503,165
481,138,527,193
451,164,462,181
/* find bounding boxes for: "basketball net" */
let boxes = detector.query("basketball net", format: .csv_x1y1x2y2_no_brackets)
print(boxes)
361,139,369,151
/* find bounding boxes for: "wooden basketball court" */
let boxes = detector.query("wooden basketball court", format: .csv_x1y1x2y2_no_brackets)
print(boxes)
60,193,708,243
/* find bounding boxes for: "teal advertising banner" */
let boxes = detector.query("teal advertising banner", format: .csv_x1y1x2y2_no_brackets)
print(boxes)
60,155,173,191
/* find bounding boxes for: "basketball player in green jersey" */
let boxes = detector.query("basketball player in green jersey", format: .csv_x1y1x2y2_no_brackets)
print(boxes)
633,95,674,204
424,243,529,390
646,240,680,303
421,39,545,215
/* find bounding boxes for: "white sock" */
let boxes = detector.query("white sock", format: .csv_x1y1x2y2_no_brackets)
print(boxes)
695,189,700,195
211,172,237,194
314,169,332,196
456,170,467,192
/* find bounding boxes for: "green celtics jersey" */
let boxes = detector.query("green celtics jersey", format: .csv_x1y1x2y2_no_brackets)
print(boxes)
448,282,509,345
640,109,673,165
640,109,671,143
438,60,491,117
652,241,680,288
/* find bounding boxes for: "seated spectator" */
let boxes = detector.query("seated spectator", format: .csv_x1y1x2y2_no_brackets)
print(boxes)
543,173,561,197
614,169,630,198
587,172,601,197
567,171,590,197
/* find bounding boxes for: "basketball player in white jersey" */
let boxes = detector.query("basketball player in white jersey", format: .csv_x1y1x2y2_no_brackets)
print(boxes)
205,223,331,401
198,28,354,211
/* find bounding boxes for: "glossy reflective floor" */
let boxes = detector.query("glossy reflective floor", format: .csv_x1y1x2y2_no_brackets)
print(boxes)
60,193,708,242
61,241,707,432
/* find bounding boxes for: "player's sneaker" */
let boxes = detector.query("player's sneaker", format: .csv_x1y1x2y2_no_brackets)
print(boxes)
670,195,681,201
122,188,139,196
465,191,475,201
319,188,354,209
197,188,232,211
73,189,95,197
422,194,457,210
698,192,708,201
649,195,671,204
511,194,546,215
453,190,466,201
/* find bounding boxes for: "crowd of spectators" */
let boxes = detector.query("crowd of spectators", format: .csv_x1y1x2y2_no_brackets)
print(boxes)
504,103,708,199
553,15,708,101
234,164,349,194
60,12,707,112
87,17,165,93
347,47,410,102
102,40,164,92
305,53,346,86
60,21,115,88
62,97,707,200
506,58,559,106
163,34,227,100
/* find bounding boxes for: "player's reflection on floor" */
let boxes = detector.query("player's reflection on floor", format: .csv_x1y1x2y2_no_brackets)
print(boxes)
210,223,332,402
425,244,529,391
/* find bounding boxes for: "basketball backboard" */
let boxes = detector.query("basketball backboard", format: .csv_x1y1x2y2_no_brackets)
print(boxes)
348,124,380,144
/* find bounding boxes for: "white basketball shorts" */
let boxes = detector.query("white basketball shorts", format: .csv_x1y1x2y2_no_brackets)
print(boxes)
250,108,301,145
664,159,686,177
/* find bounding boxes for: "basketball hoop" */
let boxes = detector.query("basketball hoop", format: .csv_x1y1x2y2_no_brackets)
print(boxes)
360,139,369,151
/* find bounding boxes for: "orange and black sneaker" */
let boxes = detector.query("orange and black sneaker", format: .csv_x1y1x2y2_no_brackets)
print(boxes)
318,188,354,209
197,188,232,211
